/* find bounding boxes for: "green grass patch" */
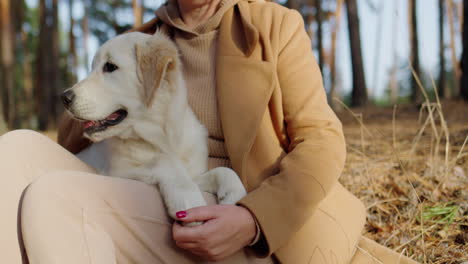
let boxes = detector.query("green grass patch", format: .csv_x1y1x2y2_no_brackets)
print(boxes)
421,203,459,224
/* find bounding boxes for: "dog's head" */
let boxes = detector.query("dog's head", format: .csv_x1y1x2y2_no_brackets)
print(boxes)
61,31,178,142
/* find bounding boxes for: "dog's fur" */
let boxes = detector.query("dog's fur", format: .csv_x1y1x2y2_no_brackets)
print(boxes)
62,31,246,220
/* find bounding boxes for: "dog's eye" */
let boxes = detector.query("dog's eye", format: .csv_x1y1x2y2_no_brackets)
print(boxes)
103,62,118,73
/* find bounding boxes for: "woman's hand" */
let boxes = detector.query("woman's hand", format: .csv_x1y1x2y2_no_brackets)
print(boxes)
172,205,257,261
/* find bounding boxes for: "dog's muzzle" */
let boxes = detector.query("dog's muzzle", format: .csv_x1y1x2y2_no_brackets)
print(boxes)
60,89,128,135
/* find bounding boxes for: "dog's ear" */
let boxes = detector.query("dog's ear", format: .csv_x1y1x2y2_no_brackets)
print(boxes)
135,39,175,107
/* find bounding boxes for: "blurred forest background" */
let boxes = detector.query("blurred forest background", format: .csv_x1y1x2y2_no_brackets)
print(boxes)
0,0,467,263
0,0,467,131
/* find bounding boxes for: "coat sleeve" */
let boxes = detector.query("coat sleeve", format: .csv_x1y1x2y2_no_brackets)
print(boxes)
237,9,346,257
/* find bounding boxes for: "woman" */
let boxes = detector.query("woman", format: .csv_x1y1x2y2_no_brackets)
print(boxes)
0,0,419,263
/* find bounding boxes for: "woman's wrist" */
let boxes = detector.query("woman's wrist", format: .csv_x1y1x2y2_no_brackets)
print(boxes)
237,205,260,246
248,218,261,246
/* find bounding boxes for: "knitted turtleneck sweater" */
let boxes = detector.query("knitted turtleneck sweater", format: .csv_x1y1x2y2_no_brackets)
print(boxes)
155,0,239,170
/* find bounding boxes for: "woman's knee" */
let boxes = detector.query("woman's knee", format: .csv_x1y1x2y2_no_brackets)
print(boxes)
0,130,64,182
24,171,88,201
1,129,46,141
0,129,53,151
1,129,93,176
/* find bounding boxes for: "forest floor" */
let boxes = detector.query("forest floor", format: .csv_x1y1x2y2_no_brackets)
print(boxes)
7,99,467,264
337,99,467,264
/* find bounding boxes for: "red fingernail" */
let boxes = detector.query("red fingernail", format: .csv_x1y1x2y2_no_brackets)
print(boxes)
176,211,187,218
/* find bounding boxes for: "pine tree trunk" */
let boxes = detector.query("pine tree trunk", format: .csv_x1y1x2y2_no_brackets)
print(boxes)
458,1,463,35
447,0,460,97
12,0,28,127
461,0,468,100
390,0,399,104
68,0,77,83
22,28,33,127
10,0,33,127
82,7,90,72
346,0,368,107
409,0,423,103
330,0,344,109
371,3,383,98
36,0,59,131
316,0,324,73
0,0,15,129
36,0,48,130
439,0,447,98
304,14,314,39
286,0,299,10
133,0,144,27
50,0,59,128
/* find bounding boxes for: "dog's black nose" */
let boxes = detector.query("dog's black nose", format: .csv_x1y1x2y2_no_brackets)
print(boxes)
61,90,75,108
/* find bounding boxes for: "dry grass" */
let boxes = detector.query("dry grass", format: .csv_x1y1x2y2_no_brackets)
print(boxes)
42,99,465,263
337,97,468,264
8,79,467,263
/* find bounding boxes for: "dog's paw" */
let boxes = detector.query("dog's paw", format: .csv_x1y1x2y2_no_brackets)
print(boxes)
218,188,247,204
165,190,207,220
212,168,247,204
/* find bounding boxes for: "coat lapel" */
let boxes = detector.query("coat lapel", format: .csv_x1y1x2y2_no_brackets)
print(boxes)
216,3,275,183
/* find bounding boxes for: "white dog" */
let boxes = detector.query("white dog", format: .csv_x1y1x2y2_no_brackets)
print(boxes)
61,31,246,221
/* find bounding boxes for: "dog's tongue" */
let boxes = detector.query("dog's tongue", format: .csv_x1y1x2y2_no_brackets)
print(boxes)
82,112,121,129
83,121,98,129
106,112,121,121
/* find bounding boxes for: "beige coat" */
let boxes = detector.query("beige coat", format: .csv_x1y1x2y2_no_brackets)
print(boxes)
58,0,367,263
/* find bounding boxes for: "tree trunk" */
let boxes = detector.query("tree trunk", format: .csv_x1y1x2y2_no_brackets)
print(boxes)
36,0,59,131
409,0,423,103
330,0,344,109
0,27,4,132
447,0,460,97
82,7,90,72
315,0,324,73
50,0,59,127
458,1,464,34
133,0,144,28
439,0,447,98
12,0,27,127
390,0,399,104
68,0,77,83
22,28,33,127
36,0,48,130
304,14,314,39
371,3,383,98
10,0,24,34
0,0,15,129
346,0,367,107
286,0,299,10
461,0,468,100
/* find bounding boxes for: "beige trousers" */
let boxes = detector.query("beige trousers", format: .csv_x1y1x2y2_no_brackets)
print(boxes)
0,130,418,264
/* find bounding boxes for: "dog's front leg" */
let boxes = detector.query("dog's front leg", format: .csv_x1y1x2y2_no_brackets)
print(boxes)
151,156,207,226
195,167,247,205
